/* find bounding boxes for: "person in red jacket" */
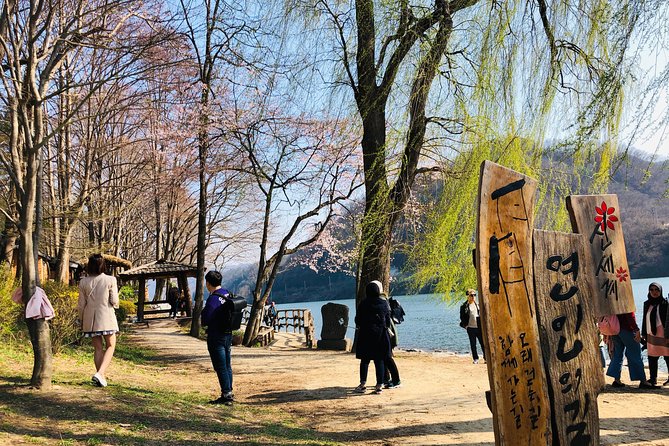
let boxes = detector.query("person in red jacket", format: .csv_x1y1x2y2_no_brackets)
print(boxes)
606,311,657,389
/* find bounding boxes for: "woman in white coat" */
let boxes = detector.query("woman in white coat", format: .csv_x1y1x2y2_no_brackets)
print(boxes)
78,254,119,387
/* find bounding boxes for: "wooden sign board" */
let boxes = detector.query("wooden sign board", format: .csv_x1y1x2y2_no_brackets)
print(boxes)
566,195,635,316
476,161,551,445
533,230,604,446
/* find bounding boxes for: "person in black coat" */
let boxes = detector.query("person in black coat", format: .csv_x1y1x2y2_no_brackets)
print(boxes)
459,288,485,364
354,280,392,394
167,285,180,319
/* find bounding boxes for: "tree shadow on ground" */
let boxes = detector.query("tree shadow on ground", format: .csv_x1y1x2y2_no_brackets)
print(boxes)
246,386,350,403
321,418,495,443
599,416,669,445
0,375,332,446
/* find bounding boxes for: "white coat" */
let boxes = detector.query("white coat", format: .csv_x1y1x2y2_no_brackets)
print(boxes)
78,273,119,333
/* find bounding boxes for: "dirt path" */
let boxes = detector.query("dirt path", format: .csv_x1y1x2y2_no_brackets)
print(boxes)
128,320,669,445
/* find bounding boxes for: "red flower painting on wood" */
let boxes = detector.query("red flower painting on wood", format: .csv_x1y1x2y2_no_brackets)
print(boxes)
616,267,629,282
595,201,619,232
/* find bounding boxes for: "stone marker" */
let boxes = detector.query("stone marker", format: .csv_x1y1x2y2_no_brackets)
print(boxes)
476,160,551,444
317,302,352,351
533,230,604,445
566,194,635,316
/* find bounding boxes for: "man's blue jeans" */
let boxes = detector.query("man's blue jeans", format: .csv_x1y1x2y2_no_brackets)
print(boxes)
207,333,233,394
606,329,647,382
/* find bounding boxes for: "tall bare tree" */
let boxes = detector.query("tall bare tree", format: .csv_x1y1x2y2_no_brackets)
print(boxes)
179,0,257,337
226,111,361,345
0,0,168,388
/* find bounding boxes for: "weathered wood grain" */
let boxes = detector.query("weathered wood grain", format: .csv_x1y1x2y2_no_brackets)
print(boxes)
565,195,635,316
533,230,604,446
476,161,551,445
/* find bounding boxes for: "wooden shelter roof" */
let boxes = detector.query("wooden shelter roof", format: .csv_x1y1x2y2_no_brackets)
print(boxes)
118,260,197,280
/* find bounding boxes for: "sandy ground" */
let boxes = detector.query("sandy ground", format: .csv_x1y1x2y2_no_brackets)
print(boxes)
128,320,669,445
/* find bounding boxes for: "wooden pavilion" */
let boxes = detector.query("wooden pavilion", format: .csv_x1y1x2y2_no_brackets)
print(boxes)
118,260,197,322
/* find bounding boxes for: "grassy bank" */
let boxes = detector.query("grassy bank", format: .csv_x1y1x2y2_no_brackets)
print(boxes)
0,337,339,446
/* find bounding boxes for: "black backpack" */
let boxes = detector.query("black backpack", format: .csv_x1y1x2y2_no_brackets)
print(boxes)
389,297,405,324
212,290,247,331
227,294,247,330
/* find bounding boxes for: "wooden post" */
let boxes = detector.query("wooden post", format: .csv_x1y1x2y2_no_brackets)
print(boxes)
138,277,146,322
476,161,551,445
533,230,604,445
565,195,635,316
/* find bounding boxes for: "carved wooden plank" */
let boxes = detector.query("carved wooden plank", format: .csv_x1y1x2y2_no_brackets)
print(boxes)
533,230,604,446
476,161,551,445
565,195,635,316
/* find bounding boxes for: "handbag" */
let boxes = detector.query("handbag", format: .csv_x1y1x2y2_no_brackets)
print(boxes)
597,314,620,336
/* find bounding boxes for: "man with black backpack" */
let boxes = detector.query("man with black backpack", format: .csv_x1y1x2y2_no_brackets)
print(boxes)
202,271,236,405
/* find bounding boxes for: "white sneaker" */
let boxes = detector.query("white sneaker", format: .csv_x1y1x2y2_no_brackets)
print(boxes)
473,359,479,364
92,373,107,387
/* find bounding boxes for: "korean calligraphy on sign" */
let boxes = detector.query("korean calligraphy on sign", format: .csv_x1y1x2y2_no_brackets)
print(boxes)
533,230,604,446
566,195,635,316
476,161,551,445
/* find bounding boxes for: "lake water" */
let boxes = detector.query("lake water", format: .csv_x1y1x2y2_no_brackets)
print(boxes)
276,276,669,373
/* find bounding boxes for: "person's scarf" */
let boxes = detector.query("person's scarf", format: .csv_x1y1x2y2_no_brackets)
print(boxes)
646,282,665,335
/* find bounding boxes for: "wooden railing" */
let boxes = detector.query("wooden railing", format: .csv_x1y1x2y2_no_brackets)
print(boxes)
136,300,171,320
274,309,315,348
240,307,315,348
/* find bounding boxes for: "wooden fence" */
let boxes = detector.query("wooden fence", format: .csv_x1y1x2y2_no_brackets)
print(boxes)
241,308,315,348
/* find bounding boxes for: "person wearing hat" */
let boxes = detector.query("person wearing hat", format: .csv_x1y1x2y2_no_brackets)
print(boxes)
354,280,392,394
459,289,485,364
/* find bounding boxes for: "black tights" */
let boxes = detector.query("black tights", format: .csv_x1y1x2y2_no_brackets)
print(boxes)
648,355,669,383
383,356,400,384
359,359,384,386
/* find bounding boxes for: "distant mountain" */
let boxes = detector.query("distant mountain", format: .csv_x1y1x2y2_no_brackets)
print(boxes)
608,152,669,279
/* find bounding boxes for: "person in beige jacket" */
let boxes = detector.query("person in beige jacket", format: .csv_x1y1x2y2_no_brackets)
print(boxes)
78,254,119,387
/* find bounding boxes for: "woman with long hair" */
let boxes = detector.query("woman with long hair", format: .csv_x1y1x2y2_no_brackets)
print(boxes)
78,254,119,387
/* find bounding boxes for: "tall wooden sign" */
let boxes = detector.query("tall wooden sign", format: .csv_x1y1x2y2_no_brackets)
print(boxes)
566,195,635,316
476,161,551,444
533,230,604,445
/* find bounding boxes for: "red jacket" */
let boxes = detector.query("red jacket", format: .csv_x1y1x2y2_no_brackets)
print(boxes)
617,312,639,332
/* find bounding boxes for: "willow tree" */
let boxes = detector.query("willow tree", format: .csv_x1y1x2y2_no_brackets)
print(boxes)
285,0,648,302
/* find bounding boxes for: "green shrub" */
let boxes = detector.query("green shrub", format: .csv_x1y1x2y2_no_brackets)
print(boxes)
119,284,136,301
0,263,22,340
42,281,81,353
116,299,136,325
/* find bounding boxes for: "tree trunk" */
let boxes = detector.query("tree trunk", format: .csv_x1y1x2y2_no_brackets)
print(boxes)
356,213,393,306
0,231,17,265
26,318,53,389
189,85,209,337
153,279,164,301
55,229,73,283
243,302,263,346
355,106,393,306
19,144,53,389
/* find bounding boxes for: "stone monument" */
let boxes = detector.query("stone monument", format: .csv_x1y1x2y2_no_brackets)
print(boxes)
317,302,352,351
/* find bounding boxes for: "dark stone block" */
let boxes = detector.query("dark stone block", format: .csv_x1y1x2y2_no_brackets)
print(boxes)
317,338,352,351
320,302,349,340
